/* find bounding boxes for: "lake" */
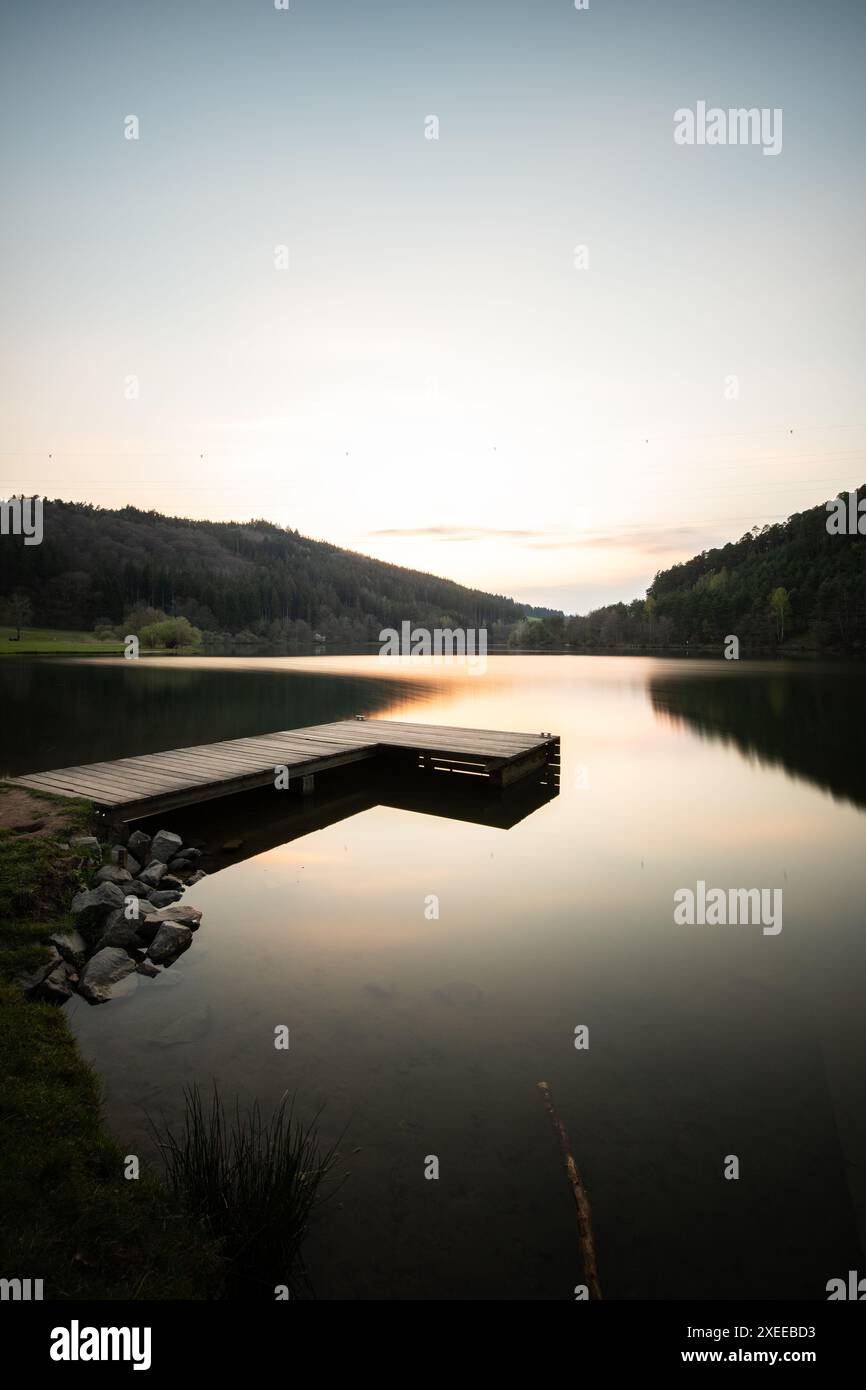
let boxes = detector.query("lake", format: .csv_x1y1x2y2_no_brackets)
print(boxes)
3,653,865,1300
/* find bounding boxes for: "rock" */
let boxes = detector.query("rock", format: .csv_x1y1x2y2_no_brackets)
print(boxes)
135,960,161,978
133,918,160,946
70,881,125,929
140,903,203,930
70,835,101,858
148,890,183,908
126,830,152,859
149,830,183,864
93,918,145,956
93,864,133,887
37,961,79,1002
110,846,142,876
147,923,193,966
48,929,88,967
78,947,137,1003
221,839,243,851
159,874,184,890
15,948,63,994
125,880,154,899
168,849,202,872
101,906,127,929
186,870,207,885
137,861,167,889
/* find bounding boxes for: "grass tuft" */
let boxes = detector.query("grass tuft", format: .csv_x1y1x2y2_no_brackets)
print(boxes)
150,1084,340,1299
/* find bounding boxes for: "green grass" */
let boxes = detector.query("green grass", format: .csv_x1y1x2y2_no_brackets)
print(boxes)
151,1085,340,1299
0,784,335,1299
0,626,124,654
0,784,224,1298
0,627,203,655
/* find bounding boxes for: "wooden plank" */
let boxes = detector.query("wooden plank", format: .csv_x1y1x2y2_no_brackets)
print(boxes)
175,741,362,768
213,737,363,761
13,774,135,805
106,747,382,820
245,723,543,760
23,759,157,787
491,746,552,788
64,759,202,786
23,741,374,805
400,731,538,749
26,760,194,793
45,765,204,796
107,770,285,818
8,719,557,811
121,751,280,777
328,730,516,758
367,719,549,745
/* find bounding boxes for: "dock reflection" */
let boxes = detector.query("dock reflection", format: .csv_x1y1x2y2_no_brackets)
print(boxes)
130,760,560,872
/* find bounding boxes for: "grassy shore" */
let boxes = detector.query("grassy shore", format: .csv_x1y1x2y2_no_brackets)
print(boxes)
0,783,223,1298
0,626,124,655
0,628,206,656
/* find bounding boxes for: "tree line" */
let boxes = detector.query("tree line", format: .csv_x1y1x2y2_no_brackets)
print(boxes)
0,499,536,644
509,486,866,654
3,488,863,653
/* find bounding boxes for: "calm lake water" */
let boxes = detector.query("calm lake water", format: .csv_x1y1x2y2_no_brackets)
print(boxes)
3,653,865,1300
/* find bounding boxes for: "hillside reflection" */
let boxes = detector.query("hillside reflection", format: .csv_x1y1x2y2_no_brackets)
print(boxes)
649,663,866,811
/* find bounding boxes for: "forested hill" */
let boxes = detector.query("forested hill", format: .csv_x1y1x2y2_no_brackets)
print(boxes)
0,499,539,642
510,485,866,653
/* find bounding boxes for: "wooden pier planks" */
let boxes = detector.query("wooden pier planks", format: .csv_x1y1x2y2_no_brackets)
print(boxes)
8,718,560,819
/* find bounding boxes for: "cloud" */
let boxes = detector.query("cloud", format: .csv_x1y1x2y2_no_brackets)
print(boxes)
369,526,540,542
526,525,710,555
369,523,715,555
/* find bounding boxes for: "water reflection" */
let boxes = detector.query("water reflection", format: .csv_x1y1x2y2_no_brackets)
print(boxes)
5,653,865,1299
0,657,436,777
650,660,866,810
135,761,560,873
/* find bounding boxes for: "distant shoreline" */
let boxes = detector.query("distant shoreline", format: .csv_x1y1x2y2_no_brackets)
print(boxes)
3,631,862,663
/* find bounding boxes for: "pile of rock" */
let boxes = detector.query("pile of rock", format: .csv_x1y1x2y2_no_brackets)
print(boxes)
19,828,208,1006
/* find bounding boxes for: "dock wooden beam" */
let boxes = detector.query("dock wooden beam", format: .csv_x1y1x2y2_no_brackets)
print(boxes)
7,719,560,823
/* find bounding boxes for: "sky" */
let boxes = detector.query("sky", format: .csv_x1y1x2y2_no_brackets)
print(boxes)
1,0,865,613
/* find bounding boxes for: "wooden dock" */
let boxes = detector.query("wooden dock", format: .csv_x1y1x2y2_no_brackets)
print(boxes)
8,719,560,823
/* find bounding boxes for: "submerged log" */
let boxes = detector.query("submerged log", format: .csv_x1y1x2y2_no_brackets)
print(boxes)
537,1080,602,1300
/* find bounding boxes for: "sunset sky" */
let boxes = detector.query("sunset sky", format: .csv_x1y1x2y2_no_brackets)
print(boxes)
2,0,864,612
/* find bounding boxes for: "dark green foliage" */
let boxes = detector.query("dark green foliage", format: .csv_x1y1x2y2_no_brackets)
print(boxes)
512,486,866,653
0,500,530,641
642,487,866,650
